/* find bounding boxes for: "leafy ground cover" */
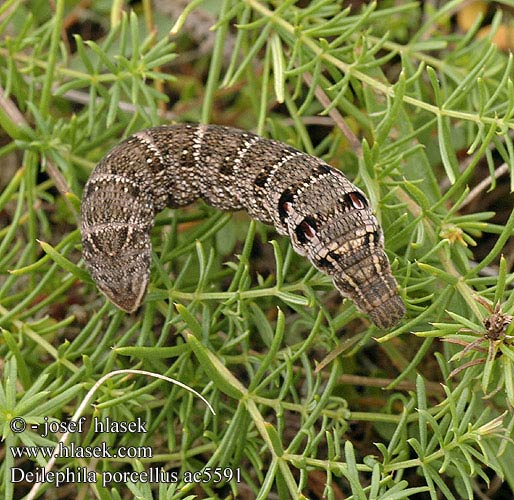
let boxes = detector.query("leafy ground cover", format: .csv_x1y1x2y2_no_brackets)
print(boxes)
0,1,513,499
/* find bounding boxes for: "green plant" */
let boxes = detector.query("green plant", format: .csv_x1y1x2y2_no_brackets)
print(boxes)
0,1,513,499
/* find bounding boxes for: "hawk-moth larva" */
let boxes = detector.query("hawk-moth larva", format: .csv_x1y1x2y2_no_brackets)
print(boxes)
81,124,405,328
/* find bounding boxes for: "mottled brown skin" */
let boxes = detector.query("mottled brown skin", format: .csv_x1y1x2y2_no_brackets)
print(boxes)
81,124,405,328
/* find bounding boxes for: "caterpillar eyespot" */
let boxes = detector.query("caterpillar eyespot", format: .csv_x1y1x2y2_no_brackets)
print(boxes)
80,124,406,328
296,217,317,242
348,191,367,210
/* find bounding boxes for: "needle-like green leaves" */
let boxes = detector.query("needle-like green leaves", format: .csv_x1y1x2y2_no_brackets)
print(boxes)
1,1,513,499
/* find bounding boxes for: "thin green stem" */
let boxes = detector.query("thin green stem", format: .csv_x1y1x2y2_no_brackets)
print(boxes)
246,0,514,129
38,0,65,115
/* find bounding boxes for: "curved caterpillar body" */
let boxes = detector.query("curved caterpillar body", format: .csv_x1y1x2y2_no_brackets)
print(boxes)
81,124,405,328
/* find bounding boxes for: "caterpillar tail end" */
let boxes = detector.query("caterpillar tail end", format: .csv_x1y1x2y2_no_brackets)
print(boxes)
97,275,148,314
81,229,152,314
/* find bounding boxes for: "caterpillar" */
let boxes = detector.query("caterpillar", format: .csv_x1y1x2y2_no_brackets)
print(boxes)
80,124,405,328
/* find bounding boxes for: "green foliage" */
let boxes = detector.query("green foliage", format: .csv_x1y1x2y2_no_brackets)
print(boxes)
0,0,513,499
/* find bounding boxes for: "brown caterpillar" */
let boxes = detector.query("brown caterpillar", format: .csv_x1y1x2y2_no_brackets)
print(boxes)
80,124,405,328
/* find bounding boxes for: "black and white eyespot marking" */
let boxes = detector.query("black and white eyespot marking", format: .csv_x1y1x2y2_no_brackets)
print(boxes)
295,216,318,243
345,191,368,210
